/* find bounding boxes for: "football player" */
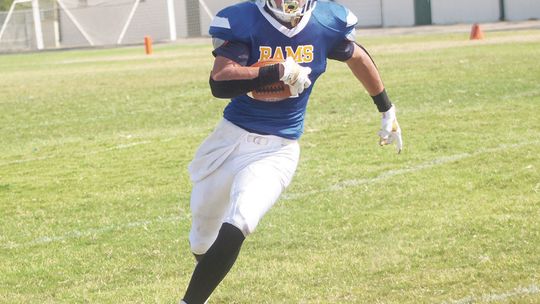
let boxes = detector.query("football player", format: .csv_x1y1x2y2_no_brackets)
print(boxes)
180,0,403,303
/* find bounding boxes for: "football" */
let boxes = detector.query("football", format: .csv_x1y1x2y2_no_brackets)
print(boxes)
249,59,292,102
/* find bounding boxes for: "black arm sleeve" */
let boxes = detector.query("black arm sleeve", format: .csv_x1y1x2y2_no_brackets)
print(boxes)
209,39,282,99
209,64,281,99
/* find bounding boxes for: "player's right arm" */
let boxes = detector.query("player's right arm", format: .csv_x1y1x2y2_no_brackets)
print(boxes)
209,42,311,99
211,56,259,82
209,40,283,99
209,60,281,99
208,3,310,99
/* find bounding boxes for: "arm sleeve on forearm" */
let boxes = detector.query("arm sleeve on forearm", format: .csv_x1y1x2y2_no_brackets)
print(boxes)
209,64,281,99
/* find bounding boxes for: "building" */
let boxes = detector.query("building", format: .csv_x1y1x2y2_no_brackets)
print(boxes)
338,0,540,28
1,0,539,52
38,0,540,47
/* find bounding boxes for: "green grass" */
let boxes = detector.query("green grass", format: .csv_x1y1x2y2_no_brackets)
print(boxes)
1,30,540,303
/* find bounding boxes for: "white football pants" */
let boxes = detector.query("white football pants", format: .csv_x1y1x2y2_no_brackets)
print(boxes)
187,119,300,255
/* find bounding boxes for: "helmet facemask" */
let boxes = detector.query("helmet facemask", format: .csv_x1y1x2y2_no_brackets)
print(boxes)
266,0,315,27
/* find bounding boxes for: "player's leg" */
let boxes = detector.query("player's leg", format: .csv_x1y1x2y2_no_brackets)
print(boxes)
182,222,245,304
188,120,245,258
183,173,245,304
182,140,299,304
225,152,298,235
183,166,236,304
188,167,235,259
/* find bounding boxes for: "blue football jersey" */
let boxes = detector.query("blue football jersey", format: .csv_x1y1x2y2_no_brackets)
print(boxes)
209,1,357,139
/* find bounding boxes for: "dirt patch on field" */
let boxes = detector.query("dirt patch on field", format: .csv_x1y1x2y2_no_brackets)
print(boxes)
58,52,197,65
358,20,540,37
368,32,540,54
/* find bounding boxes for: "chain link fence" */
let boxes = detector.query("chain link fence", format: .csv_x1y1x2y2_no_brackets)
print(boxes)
2,0,539,52
0,0,237,52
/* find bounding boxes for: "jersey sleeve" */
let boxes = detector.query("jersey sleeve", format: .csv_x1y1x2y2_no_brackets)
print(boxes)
333,5,358,42
327,40,355,62
328,5,358,62
212,41,250,66
313,2,358,61
343,8,358,42
208,3,254,45
313,2,358,41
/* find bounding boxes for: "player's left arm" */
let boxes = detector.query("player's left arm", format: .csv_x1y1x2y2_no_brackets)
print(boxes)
323,2,402,152
336,42,403,153
345,43,384,98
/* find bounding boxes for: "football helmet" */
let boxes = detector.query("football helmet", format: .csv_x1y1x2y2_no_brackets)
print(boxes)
265,0,316,25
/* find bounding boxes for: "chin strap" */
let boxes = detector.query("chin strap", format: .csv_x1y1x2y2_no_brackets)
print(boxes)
291,16,301,27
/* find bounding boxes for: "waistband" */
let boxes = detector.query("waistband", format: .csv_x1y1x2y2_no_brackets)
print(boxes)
220,119,297,147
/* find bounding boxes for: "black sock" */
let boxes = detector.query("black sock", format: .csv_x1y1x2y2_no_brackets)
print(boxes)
193,253,204,263
182,223,245,304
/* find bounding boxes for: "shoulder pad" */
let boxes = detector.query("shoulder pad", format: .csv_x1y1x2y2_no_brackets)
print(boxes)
312,1,357,39
209,2,259,44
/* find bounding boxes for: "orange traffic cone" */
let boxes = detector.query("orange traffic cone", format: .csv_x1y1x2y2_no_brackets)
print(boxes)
470,23,484,40
144,36,153,55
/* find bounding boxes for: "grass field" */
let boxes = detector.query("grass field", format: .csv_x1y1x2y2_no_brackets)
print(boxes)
1,28,540,303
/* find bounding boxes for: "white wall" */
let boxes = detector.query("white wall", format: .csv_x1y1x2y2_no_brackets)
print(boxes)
339,0,383,27
339,0,413,27
431,0,500,24
382,0,415,27
505,0,540,21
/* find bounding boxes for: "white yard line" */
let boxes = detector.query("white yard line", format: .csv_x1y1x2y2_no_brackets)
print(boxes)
85,141,152,155
2,155,56,165
3,215,184,250
1,140,152,167
442,284,540,304
282,141,540,200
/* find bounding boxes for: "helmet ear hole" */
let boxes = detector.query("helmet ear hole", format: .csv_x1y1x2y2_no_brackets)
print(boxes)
267,0,280,10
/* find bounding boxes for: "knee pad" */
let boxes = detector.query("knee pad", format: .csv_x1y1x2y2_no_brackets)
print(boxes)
189,229,217,255
224,191,259,236
224,217,252,237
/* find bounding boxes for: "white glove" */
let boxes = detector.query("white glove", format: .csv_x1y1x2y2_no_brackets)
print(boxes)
378,105,403,154
280,56,312,96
